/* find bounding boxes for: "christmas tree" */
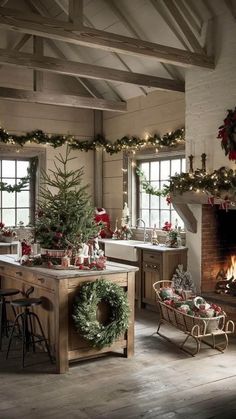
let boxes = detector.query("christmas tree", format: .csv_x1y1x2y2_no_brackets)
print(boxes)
35,147,98,251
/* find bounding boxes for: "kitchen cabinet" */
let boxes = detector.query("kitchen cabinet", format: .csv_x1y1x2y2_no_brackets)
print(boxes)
141,248,188,308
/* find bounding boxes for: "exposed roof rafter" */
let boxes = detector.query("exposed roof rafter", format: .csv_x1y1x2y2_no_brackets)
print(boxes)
0,6,214,69
0,48,185,92
0,86,127,112
161,0,203,53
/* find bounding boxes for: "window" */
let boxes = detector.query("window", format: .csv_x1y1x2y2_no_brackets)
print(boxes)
0,158,35,227
137,156,186,229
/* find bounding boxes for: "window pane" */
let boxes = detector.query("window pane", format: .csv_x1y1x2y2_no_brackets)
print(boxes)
150,195,159,209
150,161,159,181
2,191,15,208
160,196,169,210
17,161,29,178
160,160,170,180
140,210,149,226
2,178,16,186
171,211,184,230
140,192,149,208
151,211,159,228
17,191,30,207
171,159,181,176
160,210,171,227
2,160,15,177
2,208,15,226
140,162,149,179
17,209,30,226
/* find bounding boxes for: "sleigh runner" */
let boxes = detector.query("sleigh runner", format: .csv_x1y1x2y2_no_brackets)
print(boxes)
153,281,235,356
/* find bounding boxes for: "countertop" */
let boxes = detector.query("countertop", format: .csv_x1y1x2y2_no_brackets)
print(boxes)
99,239,187,252
0,254,138,280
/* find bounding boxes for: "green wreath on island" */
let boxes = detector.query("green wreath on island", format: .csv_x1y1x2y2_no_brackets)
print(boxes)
73,279,130,349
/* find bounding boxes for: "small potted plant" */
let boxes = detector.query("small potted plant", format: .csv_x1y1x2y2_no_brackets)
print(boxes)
0,224,17,243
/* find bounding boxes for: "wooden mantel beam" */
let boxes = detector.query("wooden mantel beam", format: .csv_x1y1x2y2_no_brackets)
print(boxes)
0,6,214,69
0,48,185,92
0,86,127,112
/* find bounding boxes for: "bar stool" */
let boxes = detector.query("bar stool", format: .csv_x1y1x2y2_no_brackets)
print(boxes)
0,288,20,350
6,298,53,367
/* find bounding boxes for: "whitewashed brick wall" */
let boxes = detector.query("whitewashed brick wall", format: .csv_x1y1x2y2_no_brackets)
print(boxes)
185,4,236,291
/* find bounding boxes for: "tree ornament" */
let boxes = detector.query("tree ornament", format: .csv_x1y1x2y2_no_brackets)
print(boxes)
73,279,130,348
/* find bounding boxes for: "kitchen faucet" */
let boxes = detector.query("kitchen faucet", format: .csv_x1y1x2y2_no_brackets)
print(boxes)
136,218,147,243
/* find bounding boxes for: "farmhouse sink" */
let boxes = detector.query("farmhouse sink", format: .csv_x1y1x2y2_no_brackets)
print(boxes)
103,239,152,262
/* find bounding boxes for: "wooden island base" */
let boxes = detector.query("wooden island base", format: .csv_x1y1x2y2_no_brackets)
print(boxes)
0,256,137,373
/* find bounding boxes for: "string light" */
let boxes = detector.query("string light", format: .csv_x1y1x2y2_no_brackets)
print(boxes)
0,126,185,155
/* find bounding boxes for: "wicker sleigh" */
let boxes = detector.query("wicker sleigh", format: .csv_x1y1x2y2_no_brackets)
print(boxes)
153,280,235,356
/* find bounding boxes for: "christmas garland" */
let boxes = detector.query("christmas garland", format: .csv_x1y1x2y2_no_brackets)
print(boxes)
137,166,236,204
73,279,130,348
0,176,30,193
0,127,185,155
218,107,236,160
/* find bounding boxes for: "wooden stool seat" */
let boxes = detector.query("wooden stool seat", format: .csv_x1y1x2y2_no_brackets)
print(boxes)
0,289,20,297
11,298,42,308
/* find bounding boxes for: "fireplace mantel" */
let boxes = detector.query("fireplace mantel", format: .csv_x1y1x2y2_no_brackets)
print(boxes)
171,191,236,233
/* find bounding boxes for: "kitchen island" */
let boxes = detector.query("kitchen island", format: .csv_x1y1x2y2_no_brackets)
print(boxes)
0,255,138,373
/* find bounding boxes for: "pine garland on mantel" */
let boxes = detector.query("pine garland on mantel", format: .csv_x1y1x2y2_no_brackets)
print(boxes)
137,166,236,205
0,126,185,155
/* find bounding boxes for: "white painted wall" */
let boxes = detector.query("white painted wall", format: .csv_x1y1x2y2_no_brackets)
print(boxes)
103,90,185,229
185,3,236,291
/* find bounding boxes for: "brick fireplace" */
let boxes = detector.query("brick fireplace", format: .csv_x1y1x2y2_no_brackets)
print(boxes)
201,205,236,292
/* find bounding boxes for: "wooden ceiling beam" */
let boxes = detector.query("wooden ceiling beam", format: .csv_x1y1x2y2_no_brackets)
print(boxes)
0,48,185,92
56,0,147,97
162,0,203,53
0,6,214,69
0,86,127,112
26,0,104,100
33,36,43,92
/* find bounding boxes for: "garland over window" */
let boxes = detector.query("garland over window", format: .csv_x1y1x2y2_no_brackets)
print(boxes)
218,107,236,161
0,127,185,155
73,279,130,349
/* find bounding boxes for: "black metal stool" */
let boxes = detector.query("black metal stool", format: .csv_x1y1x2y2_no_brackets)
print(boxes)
6,298,53,367
0,288,20,350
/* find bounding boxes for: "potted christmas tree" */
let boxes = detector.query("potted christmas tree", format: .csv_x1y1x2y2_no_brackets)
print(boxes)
35,147,99,265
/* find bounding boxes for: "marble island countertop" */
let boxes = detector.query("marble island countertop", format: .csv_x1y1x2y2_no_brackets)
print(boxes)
0,254,138,279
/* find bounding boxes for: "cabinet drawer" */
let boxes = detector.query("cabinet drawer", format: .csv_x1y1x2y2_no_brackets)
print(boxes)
143,262,160,272
143,251,162,264
0,265,55,292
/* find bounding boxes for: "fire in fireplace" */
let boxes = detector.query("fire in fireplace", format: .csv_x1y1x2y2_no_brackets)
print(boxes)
215,255,236,294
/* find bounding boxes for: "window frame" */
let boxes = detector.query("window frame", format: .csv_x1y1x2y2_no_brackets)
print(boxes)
0,145,45,227
135,153,186,229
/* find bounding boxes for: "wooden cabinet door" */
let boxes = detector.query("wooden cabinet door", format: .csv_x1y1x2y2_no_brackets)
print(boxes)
142,263,161,306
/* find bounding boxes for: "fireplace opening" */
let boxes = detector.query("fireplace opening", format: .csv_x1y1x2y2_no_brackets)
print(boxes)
201,205,236,294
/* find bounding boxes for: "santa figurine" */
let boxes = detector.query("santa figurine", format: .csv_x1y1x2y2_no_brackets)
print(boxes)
94,207,113,238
